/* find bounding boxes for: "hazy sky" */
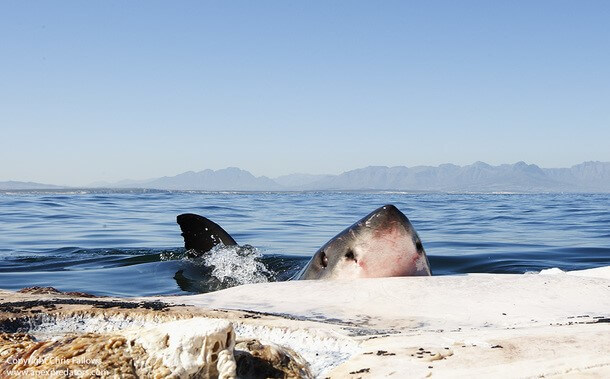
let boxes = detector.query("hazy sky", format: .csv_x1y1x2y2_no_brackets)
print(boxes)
1,1,609,186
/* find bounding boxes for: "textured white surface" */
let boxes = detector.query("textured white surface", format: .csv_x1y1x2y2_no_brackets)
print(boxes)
161,267,610,332
154,267,610,377
2,267,609,378
127,318,236,379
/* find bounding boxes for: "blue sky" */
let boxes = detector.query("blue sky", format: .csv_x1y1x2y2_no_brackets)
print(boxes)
1,1,609,186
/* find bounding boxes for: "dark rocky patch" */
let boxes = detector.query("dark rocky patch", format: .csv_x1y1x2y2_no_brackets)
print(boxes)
0,298,171,314
18,286,97,298
235,339,312,379
375,350,395,356
349,368,370,374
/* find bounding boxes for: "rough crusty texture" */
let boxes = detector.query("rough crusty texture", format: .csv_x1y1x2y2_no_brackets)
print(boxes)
0,332,316,379
235,339,313,379
0,332,154,378
0,290,313,379
0,318,238,379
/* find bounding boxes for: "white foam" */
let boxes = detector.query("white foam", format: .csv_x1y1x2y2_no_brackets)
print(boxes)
539,267,565,275
202,245,273,285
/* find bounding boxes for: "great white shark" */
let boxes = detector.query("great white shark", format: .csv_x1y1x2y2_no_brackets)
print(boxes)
177,204,431,280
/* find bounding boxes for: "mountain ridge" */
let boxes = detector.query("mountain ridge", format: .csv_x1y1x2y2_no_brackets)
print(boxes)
0,181,66,190
2,161,610,192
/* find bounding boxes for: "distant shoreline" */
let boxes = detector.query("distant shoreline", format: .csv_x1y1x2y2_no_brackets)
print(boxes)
3,161,609,193
2,188,609,195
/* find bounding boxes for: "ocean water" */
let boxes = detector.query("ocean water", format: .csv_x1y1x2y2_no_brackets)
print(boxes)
0,191,608,297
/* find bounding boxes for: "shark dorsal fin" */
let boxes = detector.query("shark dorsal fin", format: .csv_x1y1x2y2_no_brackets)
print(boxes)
177,213,237,253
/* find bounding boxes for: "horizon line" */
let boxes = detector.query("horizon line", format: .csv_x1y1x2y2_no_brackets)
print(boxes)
2,159,609,188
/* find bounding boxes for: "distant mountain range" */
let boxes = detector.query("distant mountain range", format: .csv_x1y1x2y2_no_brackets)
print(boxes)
0,181,65,190
3,161,610,192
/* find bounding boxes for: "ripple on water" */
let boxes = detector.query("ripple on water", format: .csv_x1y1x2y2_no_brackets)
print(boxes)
0,192,608,296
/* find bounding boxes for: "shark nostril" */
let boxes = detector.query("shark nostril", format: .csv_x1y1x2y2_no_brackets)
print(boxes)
345,249,357,262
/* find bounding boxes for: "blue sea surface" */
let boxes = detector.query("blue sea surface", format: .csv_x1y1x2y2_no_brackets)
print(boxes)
0,191,608,297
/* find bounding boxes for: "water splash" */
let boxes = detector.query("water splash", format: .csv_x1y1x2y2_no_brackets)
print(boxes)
159,249,187,261
201,244,275,286
159,245,278,293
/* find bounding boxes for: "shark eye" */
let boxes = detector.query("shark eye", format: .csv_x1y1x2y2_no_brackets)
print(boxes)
319,251,328,268
345,249,356,261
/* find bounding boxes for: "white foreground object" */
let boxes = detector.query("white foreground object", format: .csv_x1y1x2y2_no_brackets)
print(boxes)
0,318,237,379
126,318,236,379
1,267,609,378
156,267,610,377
